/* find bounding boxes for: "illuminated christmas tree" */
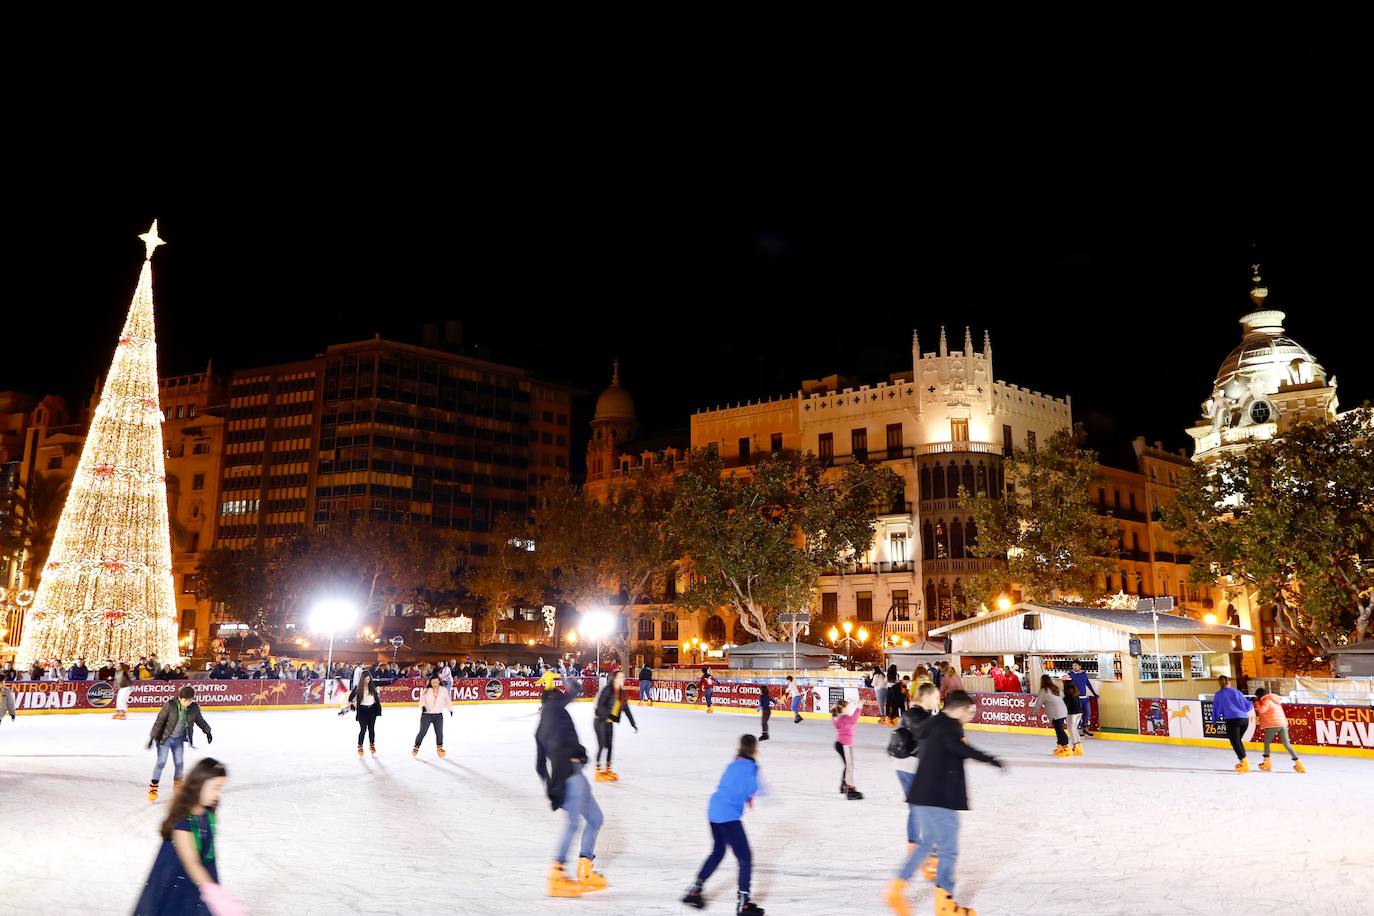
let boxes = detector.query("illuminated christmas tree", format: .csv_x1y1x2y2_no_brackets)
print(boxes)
16,222,181,667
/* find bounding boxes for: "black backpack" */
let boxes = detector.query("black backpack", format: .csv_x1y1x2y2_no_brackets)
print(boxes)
887,725,916,759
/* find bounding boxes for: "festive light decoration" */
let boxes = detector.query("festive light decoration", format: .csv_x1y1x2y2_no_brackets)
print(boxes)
16,221,180,667
424,615,473,634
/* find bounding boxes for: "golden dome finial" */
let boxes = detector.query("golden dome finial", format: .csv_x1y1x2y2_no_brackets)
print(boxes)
1250,263,1268,306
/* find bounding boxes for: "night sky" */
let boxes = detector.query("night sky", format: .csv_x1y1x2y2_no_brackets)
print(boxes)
7,180,1370,474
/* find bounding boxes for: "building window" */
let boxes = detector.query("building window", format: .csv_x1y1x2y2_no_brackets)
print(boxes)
704,615,726,643
892,590,909,621
1026,430,1036,451
182,573,200,595
1259,606,1280,647
1002,424,1013,456
770,433,783,454
919,465,932,500
890,531,908,563
821,592,838,622
1139,654,1185,681
1190,654,1210,678
886,423,903,459
950,418,968,443
193,442,210,455
637,616,655,641
661,613,679,641
856,591,873,621
738,437,751,464
47,456,62,470
192,474,205,491
851,428,867,462
189,533,200,553
818,433,834,466
1129,492,1137,513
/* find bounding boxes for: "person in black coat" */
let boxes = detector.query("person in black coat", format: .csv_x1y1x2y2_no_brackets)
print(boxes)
209,660,232,679
536,680,607,895
757,683,778,741
592,671,638,780
887,691,1002,916
348,671,383,756
146,686,213,802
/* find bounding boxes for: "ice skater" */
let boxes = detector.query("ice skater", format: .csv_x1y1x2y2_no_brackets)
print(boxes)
873,666,889,725
699,668,717,714
832,698,864,799
1029,675,1071,757
885,691,1002,916
889,683,938,874
785,676,803,724
133,758,244,916
681,734,765,914
757,683,777,741
114,663,133,720
1,681,16,725
348,669,383,757
1062,681,1084,756
638,660,654,706
1253,688,1305,773
1212,675,1253,773
593,669,638,781
438,661,454,716
413,673,452,758
536,680,607,897
1067,662,1098,736
147,685,213,802
886,663,902,722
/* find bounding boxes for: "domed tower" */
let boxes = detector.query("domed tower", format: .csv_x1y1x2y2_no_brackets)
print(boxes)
1187,266,1339,463
586,360,638,484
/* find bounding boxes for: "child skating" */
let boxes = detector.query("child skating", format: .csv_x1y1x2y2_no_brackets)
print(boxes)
536,680,607,897
593,669,638,781
1029,675,1070,757
758,683,777,741
1254,688,1305,773
1063,681,1084,756
832,698,864,799
133,758,245,916
413,673,452,758
785,676,803,724
146,685,213,802
885,690,1002,916
682,734,765,914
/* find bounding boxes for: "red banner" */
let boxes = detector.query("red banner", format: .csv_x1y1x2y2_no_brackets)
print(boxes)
633,679,815,711
969,692,1100,731
1137,698,1374,750
375,677,601,705
6,679,318,711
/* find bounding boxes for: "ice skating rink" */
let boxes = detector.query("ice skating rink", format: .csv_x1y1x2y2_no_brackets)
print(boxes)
2,702,1371,916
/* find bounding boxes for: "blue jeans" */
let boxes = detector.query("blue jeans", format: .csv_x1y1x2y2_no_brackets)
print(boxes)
896,771,919,843
151,735,185,783
897,806,959,893
791,696,801,715
704,688,713,709
556,768,603,864
696,820,751,893
1080,697,1095,732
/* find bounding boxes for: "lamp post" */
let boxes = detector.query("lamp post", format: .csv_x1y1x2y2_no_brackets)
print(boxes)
828,620,869,669
579,608,615,679
309,599,358,705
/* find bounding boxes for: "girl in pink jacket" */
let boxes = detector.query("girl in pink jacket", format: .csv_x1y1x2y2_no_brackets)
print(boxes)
832,699,864,799
412,674,454,758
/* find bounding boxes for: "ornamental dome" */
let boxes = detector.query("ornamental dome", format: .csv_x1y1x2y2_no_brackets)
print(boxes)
594,360,636,422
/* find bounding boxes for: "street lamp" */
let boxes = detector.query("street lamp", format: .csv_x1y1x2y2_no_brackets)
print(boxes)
580,608,615,678
830,621,868,668
996,595,1012,611
309,599,357,705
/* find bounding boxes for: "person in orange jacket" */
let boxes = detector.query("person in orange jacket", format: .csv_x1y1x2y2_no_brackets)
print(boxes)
1253,688,1305,773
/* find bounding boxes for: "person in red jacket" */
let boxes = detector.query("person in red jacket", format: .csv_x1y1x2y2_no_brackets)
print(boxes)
1254,688,1305,773
698,669,717,714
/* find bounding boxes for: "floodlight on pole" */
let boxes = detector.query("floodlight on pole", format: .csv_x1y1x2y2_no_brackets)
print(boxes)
580,607,615,676
309,599,357,705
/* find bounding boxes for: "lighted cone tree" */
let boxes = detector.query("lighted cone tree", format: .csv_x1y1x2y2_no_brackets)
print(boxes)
16,222,181,667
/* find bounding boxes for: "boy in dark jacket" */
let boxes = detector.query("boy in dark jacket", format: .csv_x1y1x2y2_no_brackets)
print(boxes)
757,683,777,741
146,685,213,802
885,690,1001,916
593,670,638,781
536,681,607,897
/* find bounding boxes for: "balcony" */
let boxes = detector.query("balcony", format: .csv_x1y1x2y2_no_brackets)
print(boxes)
879,501,914,516
1118,549,1151,562
1097,506,1147,523
919,497,980,513
915,441,1001,456
922,557,997,573
1175,553,1195,565
822,446,915,467
1153,550,1175,563
820,560,916,577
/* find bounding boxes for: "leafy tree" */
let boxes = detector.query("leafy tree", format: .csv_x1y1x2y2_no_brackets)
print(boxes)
1164,406,1374,657
669,448,901,641
596,465,683,663
961,426,1119,607
195,546,274,631
463,514,536,644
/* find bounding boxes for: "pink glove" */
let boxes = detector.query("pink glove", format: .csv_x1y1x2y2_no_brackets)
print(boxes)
200,882,248,916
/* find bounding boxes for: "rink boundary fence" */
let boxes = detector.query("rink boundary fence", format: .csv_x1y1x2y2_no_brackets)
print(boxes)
963,721,1374,759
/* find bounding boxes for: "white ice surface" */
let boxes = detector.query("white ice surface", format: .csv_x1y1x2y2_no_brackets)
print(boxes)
1,702,1371,916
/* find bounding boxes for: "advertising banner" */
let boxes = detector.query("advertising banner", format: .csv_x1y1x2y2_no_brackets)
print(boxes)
6,679,318,711
969,692,1099,731
1136,698,1374,750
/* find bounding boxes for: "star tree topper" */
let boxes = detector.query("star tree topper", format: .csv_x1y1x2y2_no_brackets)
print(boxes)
138,220,165,260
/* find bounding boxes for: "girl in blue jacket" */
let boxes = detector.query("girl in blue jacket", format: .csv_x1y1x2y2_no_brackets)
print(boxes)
683,735,765,915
